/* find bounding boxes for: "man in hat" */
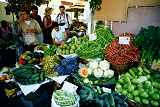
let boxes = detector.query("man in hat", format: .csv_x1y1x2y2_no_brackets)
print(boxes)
55,5,71,32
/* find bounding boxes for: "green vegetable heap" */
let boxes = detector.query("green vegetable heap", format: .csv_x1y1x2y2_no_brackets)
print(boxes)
13,64,46,85
79,86,128,107
56,36,88,55
76,26,115,59
44,45,57,56
42,55,60,77
116,66,160,106
134,26,160,65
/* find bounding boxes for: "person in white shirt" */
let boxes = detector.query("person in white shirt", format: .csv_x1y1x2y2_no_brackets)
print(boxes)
18,8,42,51
51,22,67,45
55,5,71,32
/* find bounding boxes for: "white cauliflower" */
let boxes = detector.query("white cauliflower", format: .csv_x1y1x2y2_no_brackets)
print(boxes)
93,68,103,78
99,60,110,70
88,68,92,75
103,69,114,78
88,60,99,70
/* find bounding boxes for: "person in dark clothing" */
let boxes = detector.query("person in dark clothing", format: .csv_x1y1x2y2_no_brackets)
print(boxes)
30,5,44,43
30,5,43,28
43,7,53,44
0,20,12,41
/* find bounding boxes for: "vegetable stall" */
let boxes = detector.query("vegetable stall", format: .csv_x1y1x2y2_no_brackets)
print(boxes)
0,25,160,107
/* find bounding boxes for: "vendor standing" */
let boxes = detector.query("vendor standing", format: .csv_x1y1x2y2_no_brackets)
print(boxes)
55,5,71,33
51,22,67,46
18,8,42,51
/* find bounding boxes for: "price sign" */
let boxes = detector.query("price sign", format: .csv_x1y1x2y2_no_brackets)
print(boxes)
62,81,78,93
89,33,97,41
119,36,130,45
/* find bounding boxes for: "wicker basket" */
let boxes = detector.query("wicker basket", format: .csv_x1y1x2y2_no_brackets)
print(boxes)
111,63,131,74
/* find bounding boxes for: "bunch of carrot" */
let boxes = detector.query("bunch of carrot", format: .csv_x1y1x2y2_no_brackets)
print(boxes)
105,39,139,65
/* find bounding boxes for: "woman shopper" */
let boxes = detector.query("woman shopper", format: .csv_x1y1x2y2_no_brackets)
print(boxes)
43,7,53,44
18,8,42,51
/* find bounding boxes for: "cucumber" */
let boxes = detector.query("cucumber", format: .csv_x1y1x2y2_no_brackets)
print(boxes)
143,67,150,74
142,99,149,105
129,69,136,77
140,92,149,99
107,93,115,107
133,90,139,96
96,86,102,94
152,82,160,89
132,67,139,74
104,95,111,107
137,66,143,76
134,97,141,103
152,94,159,100
151,100,159,107
152,73,160,79
138,66,143,72
39,73,44,81
31,74,40,82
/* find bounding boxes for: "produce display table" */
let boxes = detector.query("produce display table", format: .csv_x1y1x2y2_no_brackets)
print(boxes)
1,25,160,107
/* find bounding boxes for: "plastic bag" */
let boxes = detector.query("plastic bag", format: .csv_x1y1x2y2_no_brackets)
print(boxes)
51,92,79,107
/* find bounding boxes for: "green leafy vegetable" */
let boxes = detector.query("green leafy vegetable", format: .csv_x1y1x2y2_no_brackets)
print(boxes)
134,26,160,65
76,26,115,59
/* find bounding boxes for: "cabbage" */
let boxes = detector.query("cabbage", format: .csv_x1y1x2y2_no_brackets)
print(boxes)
99,60,110,70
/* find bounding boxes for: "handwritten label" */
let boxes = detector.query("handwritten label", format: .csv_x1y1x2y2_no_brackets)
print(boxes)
89,33,97,41
119,36,130,45
62,81,78,93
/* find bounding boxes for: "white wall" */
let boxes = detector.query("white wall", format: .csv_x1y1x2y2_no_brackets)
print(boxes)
112,6,160,35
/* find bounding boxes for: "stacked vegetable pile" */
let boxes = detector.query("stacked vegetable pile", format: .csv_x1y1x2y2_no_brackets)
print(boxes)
56,36,88,55
68,59,115,86
34,43,49,51
18,51,34,65
13,64,46,85
44,45,57,56
42,55,60,77
54,56,79,75
18,51,44,65
79,59,114,79
52,90,78,107
105,39,139,71
76,26,115,59
116,66,160,106
134,26,160,65
78,86,128,107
